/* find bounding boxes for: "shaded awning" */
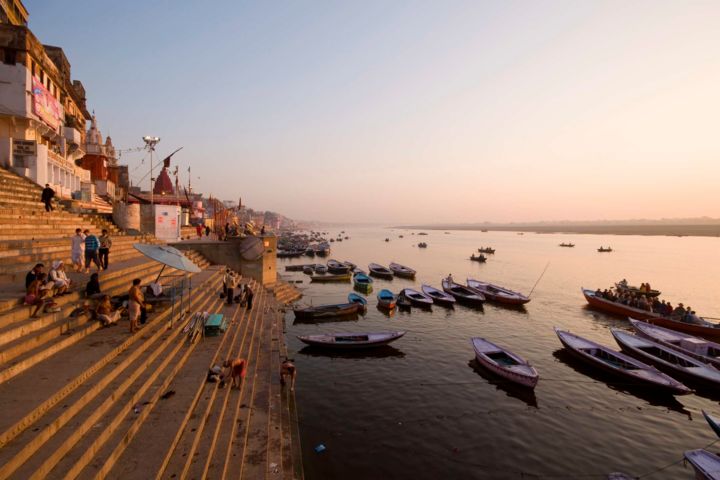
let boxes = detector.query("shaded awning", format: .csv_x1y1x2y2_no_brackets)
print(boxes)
133,243,202,273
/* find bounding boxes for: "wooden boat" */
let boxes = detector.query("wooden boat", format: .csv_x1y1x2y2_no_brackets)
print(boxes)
293,302,361,320
612,329,720,389
304,248,315,257
384,238,390,242
389,262,416,279
418,232,428,236
329,238,335,242
377,289,397,309
341,260,356,270
417,242,428,248
314,264,328,274
615,282,661,298
310,272,351,283
353,272,373,293
554,328,691,395
683,449,720,480
347,293,367,313
582,288,659,321
302,266,314,275
368,263,394,280
398,235,404,238
421,284,456,307
315,243,330,257
477,247,495,254
471,338,538,388
703,410,720,439
297,331,405,349
442,279,485,305
470,254,486,262
467,279,530,305
598,247,612,252
629,319,720,368
327,259,350,274
559,243,575,248
400,288,433,308
396,292,412,309
276,249,304,258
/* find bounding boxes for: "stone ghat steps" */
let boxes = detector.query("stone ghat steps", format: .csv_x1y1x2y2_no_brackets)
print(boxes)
0,234,141,262
112,284,301,480
271,282,303,305
0,237,154,280
0,267,226,480
0,251,212,386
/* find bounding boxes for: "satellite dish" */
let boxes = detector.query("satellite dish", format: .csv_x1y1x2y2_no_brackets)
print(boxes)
238,236,264,261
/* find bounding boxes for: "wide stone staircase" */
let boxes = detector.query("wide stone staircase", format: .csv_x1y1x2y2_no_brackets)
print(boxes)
0,165,303,479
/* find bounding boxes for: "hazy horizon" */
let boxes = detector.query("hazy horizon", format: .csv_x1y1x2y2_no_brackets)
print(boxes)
28,1,720,223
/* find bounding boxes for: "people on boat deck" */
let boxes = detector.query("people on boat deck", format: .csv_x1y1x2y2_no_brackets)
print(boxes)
447,274,454,284
598,288,699,318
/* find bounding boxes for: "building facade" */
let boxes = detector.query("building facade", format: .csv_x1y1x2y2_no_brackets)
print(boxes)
0,2,92,199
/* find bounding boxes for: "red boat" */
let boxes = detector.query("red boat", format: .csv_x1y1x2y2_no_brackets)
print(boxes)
583,289,720,339
582,288,658,320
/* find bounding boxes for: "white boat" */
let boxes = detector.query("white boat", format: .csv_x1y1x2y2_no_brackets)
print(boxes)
297,331,405,349
554,328,691,395
467,279,530,305
612,329,720,389
684,449,720,480
471,338,538,388
629,318,720,368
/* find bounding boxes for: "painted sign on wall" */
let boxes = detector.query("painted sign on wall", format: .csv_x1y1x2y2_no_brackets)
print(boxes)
31,76,62,131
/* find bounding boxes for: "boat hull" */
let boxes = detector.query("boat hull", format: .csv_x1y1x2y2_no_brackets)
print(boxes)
298,331,405,349
468,280,530,305
293,303,361,320
471,338,538,388
582,289,658,320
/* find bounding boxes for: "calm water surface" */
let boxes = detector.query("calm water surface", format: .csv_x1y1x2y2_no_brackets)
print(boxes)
281,228,720,480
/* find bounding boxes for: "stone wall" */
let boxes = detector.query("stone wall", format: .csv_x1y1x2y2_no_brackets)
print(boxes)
113,202,140,232
172,235,277,286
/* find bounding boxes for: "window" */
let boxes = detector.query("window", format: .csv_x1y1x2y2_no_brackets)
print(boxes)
3,48,16,65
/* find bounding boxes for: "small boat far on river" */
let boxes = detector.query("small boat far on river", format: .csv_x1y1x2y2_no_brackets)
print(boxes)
477,247,495,254
470,254,486,263
368,263,394,280
471,337,538,388
442,279,485,306
297,331,405,349
559,243,575,248
467,279,530,305
388,262,416,279
554,328,691,395
598,247,613,252
421,284,456,307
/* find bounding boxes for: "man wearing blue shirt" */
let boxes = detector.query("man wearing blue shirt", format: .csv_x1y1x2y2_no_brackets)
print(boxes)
83,229,101,273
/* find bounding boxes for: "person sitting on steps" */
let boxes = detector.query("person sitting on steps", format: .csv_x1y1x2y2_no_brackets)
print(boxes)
95,294,122,326
280,358,297,391
48,260,71,296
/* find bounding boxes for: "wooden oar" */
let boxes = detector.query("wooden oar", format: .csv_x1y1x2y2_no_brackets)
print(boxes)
528,262,550,297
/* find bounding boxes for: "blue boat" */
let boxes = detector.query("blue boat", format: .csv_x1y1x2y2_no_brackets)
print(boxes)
377,289,397,309
353,272,373,294
348,293,368,313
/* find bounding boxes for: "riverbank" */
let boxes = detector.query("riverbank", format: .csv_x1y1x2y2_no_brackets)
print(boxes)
395,224,720,237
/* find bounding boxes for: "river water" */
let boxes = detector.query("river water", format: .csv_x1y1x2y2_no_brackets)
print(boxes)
280,227,720,479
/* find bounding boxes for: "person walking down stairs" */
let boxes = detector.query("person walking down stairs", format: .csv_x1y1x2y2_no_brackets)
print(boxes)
71,228,86,272
99,229,112,270
128,278,145,333
84,229,101,274
41,183,55,212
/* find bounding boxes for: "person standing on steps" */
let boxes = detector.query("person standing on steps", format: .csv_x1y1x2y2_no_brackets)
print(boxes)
128,278,144,333
41,183,55,212
226,271,237,306
71,228,85,272
196,224,203,239
205,225,210,237
98,229,112,270
83,229,101,274
246,285,254,311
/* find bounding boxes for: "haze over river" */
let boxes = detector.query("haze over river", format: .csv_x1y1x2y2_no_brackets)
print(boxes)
281,227,720,479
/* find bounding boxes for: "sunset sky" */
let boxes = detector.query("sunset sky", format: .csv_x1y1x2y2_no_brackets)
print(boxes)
28,1,720,224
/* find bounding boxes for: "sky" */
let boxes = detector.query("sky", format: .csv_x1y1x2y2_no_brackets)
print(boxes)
27,0,720,224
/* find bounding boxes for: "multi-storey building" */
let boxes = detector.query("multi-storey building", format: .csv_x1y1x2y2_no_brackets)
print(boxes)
0,0,92,198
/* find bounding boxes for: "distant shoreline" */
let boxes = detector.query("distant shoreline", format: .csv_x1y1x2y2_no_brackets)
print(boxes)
393,224,720,237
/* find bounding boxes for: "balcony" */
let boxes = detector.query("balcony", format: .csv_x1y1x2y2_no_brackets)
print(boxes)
62,126,82,145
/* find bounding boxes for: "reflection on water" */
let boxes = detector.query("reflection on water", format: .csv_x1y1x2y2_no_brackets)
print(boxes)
467,358,539,409
292,313,360,325
298,345,406,359
285,227,720,479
